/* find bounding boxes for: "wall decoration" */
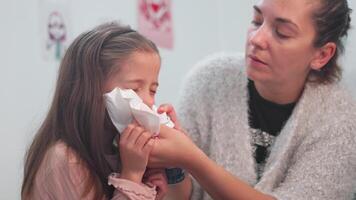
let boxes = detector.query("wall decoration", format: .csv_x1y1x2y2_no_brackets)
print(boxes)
40,0,70,61
138,0,174,49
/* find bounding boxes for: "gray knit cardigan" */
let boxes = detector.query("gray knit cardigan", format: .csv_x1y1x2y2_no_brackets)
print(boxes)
177,53,356,200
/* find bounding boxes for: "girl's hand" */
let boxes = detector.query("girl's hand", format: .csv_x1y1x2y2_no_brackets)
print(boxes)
157,104,183,131
143,168,168,200
118,124,155,183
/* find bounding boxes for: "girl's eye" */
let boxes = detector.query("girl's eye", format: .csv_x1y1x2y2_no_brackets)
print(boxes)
132,88,140,92
251,20,262,27
150,90,157,95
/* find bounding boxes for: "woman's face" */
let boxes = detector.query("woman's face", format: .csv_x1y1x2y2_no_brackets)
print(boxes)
245,0,320,85
104,52,161,108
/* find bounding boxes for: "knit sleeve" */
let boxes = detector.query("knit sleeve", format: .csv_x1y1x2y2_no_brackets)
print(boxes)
177,70,203,149
260,124,356,200
177,53,246,200
177,54,226,151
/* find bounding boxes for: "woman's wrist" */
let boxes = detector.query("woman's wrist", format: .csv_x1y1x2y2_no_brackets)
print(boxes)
182,146,208,174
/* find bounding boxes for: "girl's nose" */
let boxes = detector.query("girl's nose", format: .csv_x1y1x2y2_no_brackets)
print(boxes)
141,92,154,108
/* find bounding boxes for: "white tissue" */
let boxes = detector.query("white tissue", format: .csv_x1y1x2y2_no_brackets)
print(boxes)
104,88,174,136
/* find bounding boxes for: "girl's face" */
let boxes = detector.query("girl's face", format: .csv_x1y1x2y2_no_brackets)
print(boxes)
105,52,161,108
245,0,320,85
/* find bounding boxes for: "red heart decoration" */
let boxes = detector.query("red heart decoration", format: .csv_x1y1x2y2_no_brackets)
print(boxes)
151,3,160,13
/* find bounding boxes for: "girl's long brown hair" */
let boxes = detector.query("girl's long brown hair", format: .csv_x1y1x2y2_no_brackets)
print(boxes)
21,22,158,199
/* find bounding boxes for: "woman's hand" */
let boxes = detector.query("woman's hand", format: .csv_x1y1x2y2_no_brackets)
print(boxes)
148,125,203,171
118,124,155,183
157,104,183,131
143,168,168,200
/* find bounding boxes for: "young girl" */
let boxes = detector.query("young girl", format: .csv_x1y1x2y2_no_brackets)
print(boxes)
21,22,180,199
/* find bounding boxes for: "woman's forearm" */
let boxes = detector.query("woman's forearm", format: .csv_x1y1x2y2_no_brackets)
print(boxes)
186,149,275,200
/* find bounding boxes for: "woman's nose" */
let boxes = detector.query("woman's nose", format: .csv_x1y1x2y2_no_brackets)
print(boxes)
248,25,269,50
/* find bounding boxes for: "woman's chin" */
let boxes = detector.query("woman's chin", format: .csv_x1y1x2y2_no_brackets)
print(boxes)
246,68,272,83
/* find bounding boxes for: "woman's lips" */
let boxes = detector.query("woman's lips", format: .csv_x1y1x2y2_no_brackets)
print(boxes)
247,55,268,67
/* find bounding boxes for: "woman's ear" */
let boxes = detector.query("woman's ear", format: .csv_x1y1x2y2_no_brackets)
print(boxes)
310,42,336,70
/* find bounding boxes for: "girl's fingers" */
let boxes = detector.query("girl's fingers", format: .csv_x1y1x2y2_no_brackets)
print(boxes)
120,124,136,142
143,138,155,154
131,119,140,125
127,126,145,145
135,131,152,149
144,168,165,178
145,173,167,183
151,179,168,200
143,171,168,200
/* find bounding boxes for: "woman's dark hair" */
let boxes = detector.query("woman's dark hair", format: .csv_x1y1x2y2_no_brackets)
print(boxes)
309,0,352,83
21,22,158,199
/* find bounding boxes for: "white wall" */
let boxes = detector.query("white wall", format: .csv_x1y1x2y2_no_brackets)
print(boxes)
343,0,356,89
0,1,355,199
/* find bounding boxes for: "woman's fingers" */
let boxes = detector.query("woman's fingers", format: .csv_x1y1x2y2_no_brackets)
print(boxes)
158,104,182,130
158,104,176,121
157,104,173,113
150,124,200,169
159,124,179,138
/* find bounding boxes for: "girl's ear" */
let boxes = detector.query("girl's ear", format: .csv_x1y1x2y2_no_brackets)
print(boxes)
310,42,336,70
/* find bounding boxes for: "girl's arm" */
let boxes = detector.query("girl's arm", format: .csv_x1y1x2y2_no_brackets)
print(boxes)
112,124,167,200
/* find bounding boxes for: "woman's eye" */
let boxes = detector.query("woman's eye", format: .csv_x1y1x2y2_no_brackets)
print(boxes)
276,30,290,39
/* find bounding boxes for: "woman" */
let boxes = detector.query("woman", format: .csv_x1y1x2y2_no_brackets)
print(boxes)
150,0,356,199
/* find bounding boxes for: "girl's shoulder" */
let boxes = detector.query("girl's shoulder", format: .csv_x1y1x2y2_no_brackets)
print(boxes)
45,141,82,166
36,141,89,185
31,143,97,199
